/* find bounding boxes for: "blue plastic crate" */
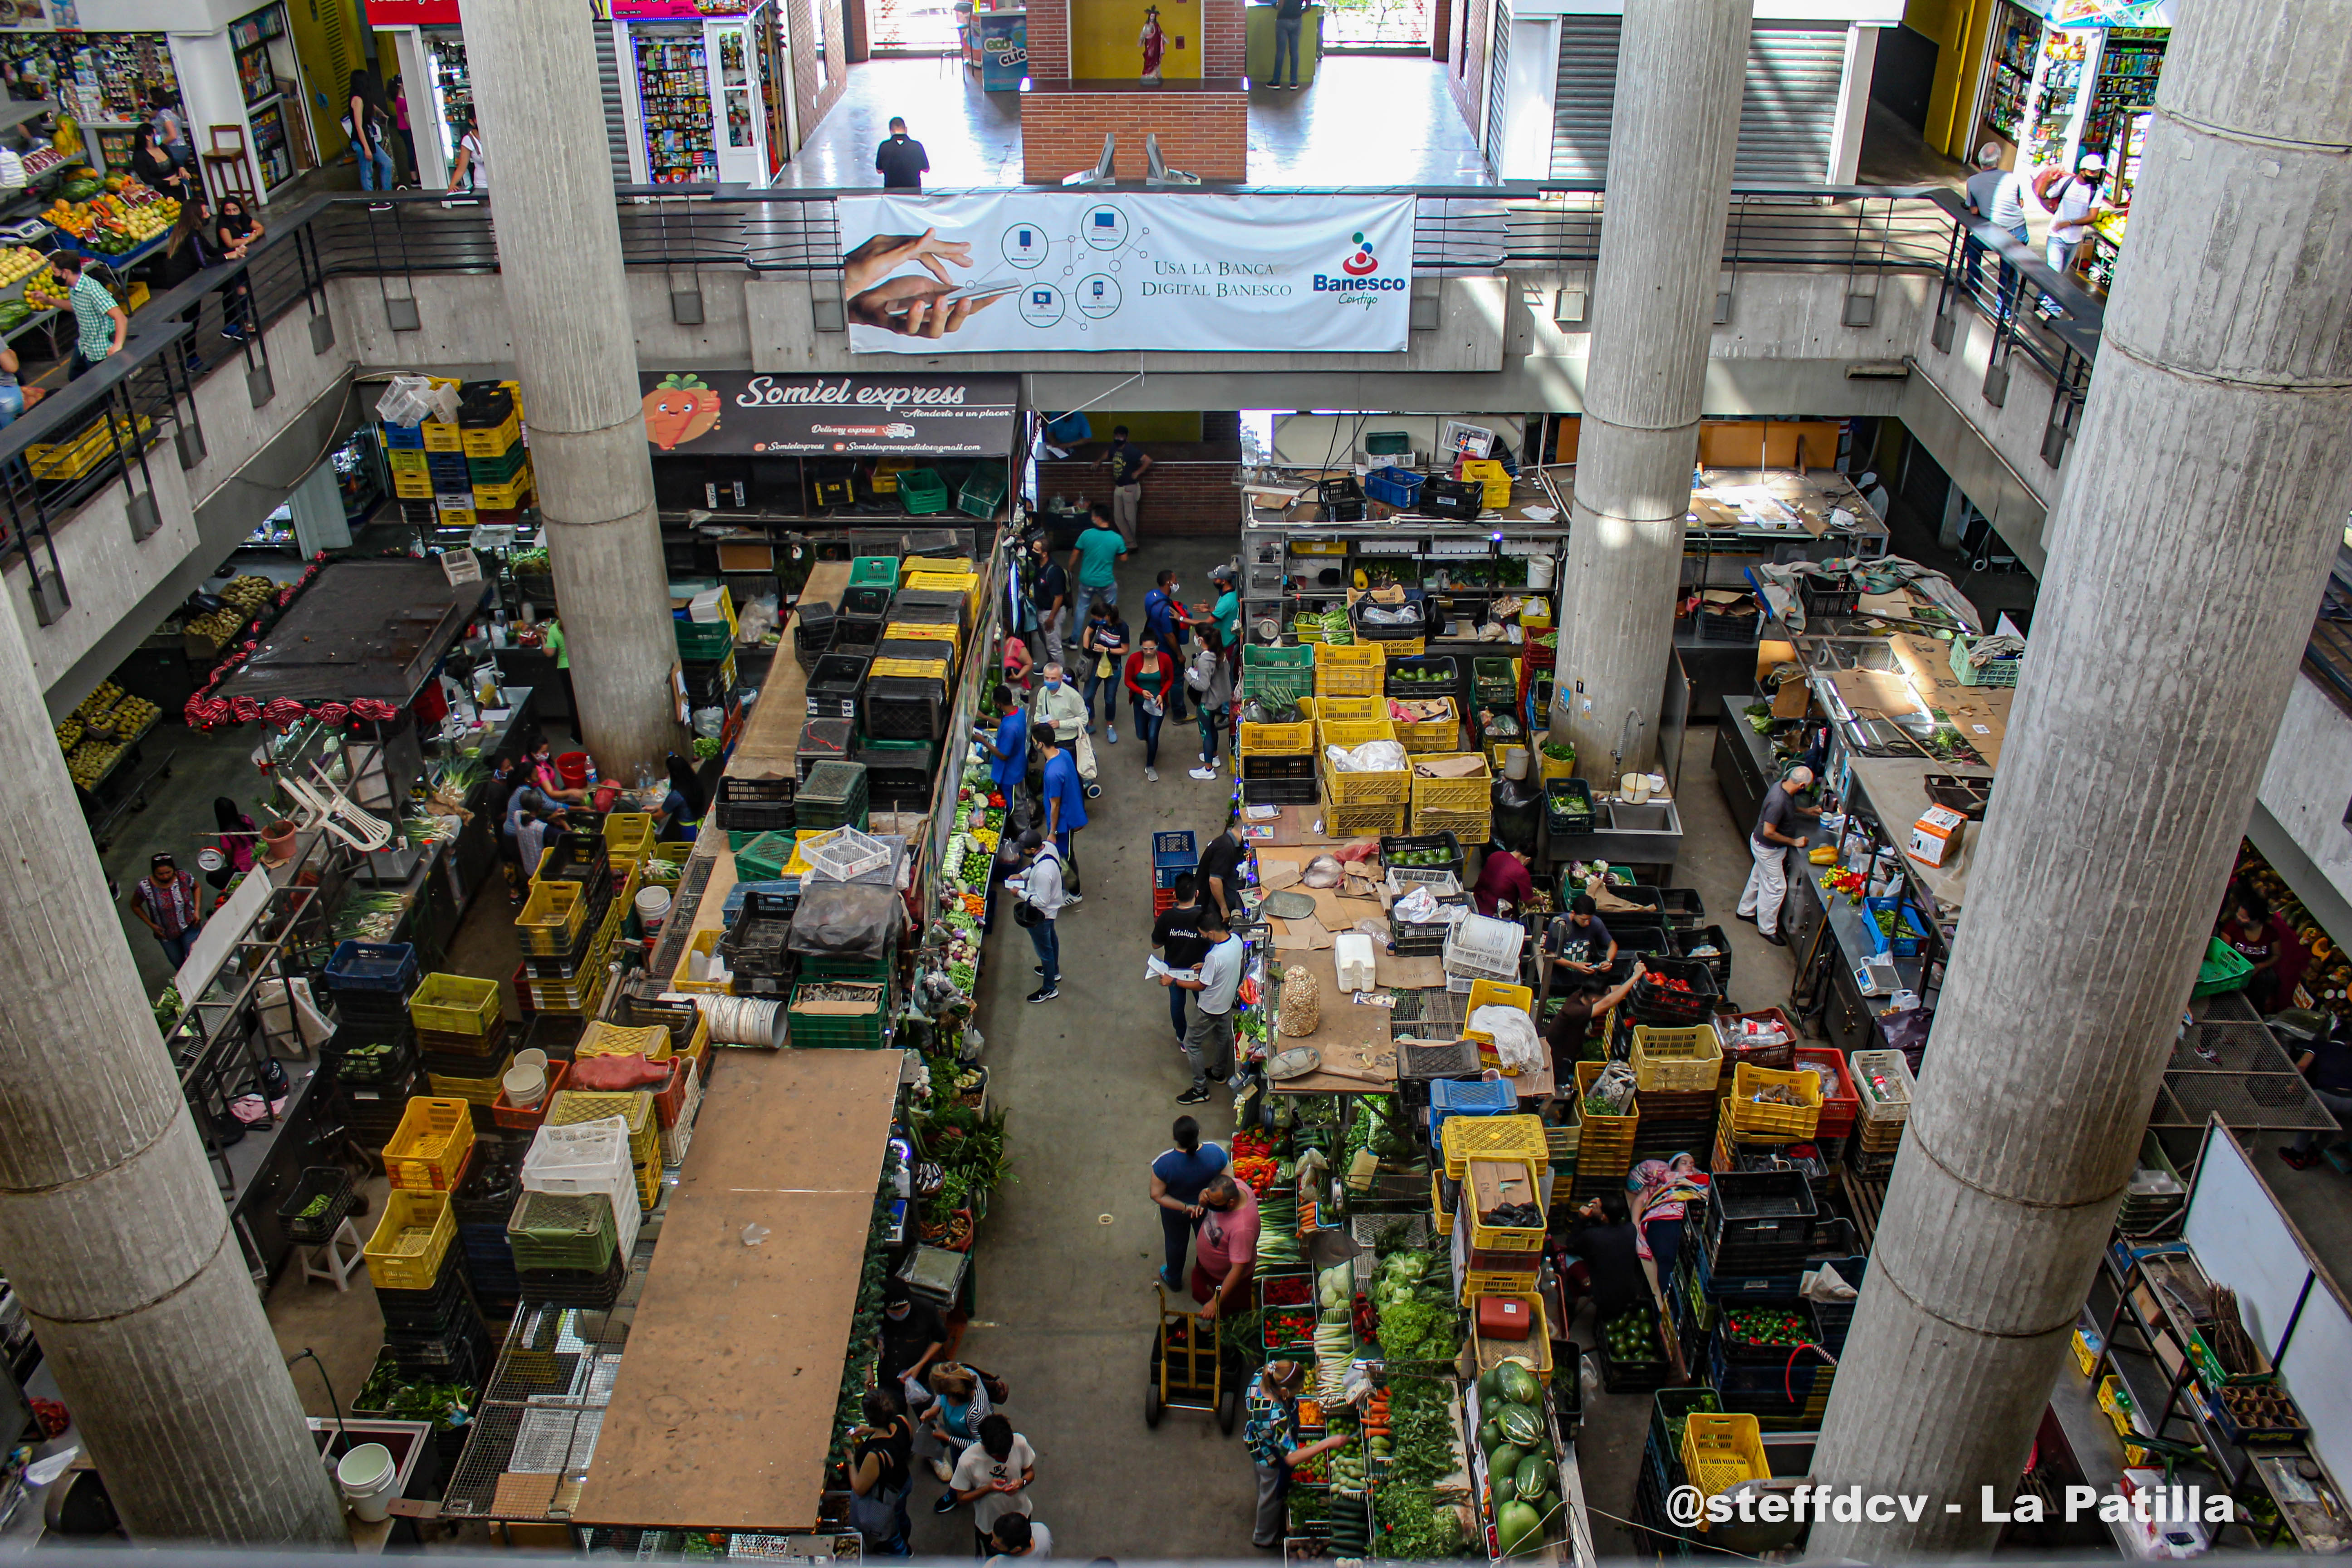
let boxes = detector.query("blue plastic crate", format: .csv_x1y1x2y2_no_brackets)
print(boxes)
1154,861,1198,891
1153,830,1197,869
381,422,425,449
325,941,419,993
1427,1076,1517,1147
721,879,804,917
1862,896,1930,959
1690,1241,1802,1302
1364,466,1424,510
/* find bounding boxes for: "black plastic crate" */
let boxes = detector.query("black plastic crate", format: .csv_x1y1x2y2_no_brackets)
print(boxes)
863,675,947,741
1384,655,1459,698
1378,832,1464,880
716,774,795,831
806,653,872,721
1389,892,1469,955
1654,887,1707,928
1608,922,1673,959
1627,957,1718,1024
1241,775,1318,806
518,1013,586,1063
831,614,884,653
1698,605,1762,642
1705,1170,1815,1232
1798,578,1862,620
796,718,856,778
1316,475,1367,522
1420,475,1481,520
841,584,892,618
1672,924,1732,990
893,588,970,632
1240,752,1315,781
721,890,797,979
1544,779,1595,838
277,1166,358,1245
1350,598,1426,641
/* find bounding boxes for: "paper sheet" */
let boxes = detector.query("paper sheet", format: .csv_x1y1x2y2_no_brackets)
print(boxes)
1374,951,1448,989
1259,858,1303,892
1145,956,1200,982
1293,914,1334,950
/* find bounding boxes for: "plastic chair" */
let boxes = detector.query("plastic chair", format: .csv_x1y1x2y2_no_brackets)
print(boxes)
299,1216,366,1292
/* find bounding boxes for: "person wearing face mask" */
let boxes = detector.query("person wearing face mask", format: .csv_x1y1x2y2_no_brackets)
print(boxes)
1142,569,1192,722
1030,661,1087,750
1123,629,1176,781
1078,596,1128,744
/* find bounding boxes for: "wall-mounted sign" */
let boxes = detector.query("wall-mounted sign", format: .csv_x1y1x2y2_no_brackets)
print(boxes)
638,371,1020,456
610,0,748,16
362,0,463,22
837,191,1416,355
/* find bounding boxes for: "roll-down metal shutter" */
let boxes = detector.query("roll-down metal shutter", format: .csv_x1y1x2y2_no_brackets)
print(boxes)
1548,14,1619,183
595,23,632,185
1484,0,1512,172
1550,18,1845,185
1733,23,1846,184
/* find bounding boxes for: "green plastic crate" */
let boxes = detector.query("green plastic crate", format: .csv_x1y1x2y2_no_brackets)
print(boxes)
849,557,901,590
675,618,733,660
735,830,797,883
957,462,1008,519
788,981,889,1048
797,951,892,983
1243,644,1315,669
1245,665,1314,706
897,468,949,516
1473,655,1519,705
2192,936,2253,998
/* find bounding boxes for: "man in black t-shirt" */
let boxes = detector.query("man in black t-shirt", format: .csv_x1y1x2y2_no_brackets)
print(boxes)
1736,765,1817,946
1098,425,1153,549
878,1291,946,1397
1195,815,1249,926
1563,1193,1647,1332
1153,872,1211,1046
875,118,929,190
1028,534,1069,668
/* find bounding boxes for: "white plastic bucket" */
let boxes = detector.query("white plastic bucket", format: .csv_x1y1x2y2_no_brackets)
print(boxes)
636,886,673,936
503,1064,547,1107
514,1048,549,1074
336,1442,397,1522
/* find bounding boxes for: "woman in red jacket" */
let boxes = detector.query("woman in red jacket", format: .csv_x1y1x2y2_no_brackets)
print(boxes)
1123,631,1177,782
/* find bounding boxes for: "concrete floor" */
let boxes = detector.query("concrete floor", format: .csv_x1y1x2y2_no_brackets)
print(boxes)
775,54,1490,188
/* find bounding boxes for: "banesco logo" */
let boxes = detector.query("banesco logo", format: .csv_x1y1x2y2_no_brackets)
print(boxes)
1341,231,1378,277
1312,232,1406,299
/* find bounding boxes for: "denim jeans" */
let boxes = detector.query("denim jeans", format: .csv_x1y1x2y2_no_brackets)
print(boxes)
1082,667,1117,726
156,927,199,967
1272,15,1302,84
1026,915,1060,988
1197,704,1223,763
1082,578,1118,608
0,383,24,429
1159,1206,1198,1283
1133,697,1165,766
358,141,396,191
1168,978,1189,1040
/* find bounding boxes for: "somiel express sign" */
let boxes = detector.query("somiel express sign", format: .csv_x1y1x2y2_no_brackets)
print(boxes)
638,372,1020,456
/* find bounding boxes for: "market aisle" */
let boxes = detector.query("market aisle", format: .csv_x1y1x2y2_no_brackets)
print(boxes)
909,537,1264,1557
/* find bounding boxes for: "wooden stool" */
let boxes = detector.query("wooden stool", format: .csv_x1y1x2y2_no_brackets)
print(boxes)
299,1216,366,1292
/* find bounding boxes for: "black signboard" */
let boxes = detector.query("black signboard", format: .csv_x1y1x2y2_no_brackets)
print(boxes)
638,372,1020,457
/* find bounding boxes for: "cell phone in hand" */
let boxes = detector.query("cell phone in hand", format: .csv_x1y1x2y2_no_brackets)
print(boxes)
882,277,1021,317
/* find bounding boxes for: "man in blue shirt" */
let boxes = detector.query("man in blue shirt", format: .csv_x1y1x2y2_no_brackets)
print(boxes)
1036,731,1088,900
1142,569,1191,721
985,686,1028,803
1210,566,1242,672
1068,502,1128,608
1148,1115,1228,1293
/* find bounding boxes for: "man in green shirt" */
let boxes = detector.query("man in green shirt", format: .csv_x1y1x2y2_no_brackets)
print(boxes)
1210,567,1242,646
58,251,125,381
540,617,576,724
1068,502,1128,608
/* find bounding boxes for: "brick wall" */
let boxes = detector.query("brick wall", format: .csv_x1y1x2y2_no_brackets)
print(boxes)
1028,0,1070,78
1021,90,1247,181
789,0,852,146
1039,437,1242,535
1201,0,1245,78
1429,0,1450,61
1445,0,1487,138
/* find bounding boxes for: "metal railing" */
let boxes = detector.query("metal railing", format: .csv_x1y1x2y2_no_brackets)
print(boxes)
0,178,2114,615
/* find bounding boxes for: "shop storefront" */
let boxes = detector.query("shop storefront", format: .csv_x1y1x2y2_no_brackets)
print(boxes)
1967,0,2169,291
0,26,178,174
611,0,772,186
372,0,469,190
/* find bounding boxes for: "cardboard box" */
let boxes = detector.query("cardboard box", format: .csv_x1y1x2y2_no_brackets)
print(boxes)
1909,805,1967,868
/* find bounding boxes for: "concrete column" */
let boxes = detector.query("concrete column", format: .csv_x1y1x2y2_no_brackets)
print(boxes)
0,617,343,1539
1548,0,1748,776
1807,3,2352,1556
465,0,680,772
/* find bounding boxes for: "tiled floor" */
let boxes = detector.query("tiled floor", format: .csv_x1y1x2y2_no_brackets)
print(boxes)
774,52,1490,187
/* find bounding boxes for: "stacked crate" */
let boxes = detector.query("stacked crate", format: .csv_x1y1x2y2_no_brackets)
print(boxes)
1848,1049,1913,1176
1695,1172,1833,1429
321,941,424,1154
1315,714,1407,839
409,973,511,1118
451,1142,524,1318
546,1088,662,1214
796,760,870,832
506,1189,627,1308
676,583,739,718
1408,752,1491,843
370,1099,497,1383
446,380,527,529
1238,702,1315,807
1571,1060,1638,1202
516,831,633,1018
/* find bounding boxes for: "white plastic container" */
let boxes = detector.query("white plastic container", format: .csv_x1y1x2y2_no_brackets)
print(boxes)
336,1442,397,1522
1333,932,1377,993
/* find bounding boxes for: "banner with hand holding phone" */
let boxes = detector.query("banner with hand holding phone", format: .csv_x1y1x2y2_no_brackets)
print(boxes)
837,191,1416,354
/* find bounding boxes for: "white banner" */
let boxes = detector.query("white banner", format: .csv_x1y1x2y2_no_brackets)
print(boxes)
838,191,1416,354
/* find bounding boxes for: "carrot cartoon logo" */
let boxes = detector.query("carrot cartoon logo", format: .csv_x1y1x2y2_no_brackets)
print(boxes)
1341,232,1377,277
642,373,721,451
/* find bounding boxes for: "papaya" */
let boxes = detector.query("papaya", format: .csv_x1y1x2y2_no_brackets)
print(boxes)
1488,1444,1523,1486
1497,1500,1544,1555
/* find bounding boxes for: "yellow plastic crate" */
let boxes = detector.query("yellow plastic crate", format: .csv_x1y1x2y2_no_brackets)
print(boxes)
1469,1289,1553,1384
1456,1265,1540,1306
1632,1023,1723,1092
29,411,155,481
472,470,534,511
1465,1157,1545,1251
385,447,428,474
459,408,521,457
1299,695,1381,724
903,569,978,596
1375,637,1428,659
1392,697,1460,753
408,973,502,1037
884,620,962,655
1239,718,1313,756
1463,978,1535,1076
1431,1169,1454,1236
436,504,476,529
578,1020,673,1062
1440,1110,1548,1180
671,928,731,995
384,1097,476,1192
1317,716,1398,753
1320,731,1407,807
391,472,434,499
1729,1062,1823,1141
1571,1062,1639,1158
1682,1414,1767,1527
428,1050,515,1107
420,420,462,452
603,811,654,861
548,1087,659,1167
870,657,950,681
1313,642,1383,697
1324,801,1406,837
1457,458,1513,508
363,1188,457,1291
1415,809,1491,841
1410,754,1492,816
515,879,590,952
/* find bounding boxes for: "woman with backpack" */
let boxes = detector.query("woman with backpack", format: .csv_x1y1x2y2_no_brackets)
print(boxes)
1187,623,1234,783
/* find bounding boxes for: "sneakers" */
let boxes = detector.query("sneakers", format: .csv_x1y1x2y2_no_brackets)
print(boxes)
929,1459,954,1484
1145,766,1159,782
1034,965,1046,976
1062,892,1083,907
183,353,207,374
932,1491,960,1515
1107,725,1118,743
367,201,392,212
1027,985,1059,1002
2281,1147,2320,1171
1189,767,1218,781
1176,1085,1211,1104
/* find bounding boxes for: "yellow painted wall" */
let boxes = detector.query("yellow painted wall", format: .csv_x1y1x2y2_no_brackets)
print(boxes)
1099,411,1203,442
1071,0,1200,78
1904,0,1997,159
288,0,367,163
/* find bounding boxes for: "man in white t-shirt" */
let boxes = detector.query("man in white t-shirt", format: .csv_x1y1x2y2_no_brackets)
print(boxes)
2044,154,2115,282
986,1514,1054,1561
946,1414,1037,1555
1962,142,2033,310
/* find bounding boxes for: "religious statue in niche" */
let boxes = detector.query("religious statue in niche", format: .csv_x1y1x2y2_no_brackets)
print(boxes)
1139,4,1166,83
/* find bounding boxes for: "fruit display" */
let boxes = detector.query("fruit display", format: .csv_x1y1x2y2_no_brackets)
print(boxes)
1599,1304,1662,1366
47,181,177,252
0,245,46,287
54,718,80,755
67,737,125,788
17,267,66,313
1474,1360,1560,1557
219,573,278,615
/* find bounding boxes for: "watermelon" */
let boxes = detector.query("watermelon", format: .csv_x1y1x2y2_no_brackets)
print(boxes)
0,300,28,329
1476,1419,1504,1457
1487,1444,1523,1487
1497,1500,1544,1555
1496,1405,1541,1450
60,179,100,202
1515,1457,1557,1502
1499,1359,1542,1406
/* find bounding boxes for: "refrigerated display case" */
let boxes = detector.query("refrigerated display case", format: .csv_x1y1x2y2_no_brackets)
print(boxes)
618,13,774,185
426,32,473,171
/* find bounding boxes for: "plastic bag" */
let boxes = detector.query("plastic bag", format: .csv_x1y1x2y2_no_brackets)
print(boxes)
785,881,902,960
1801,1262,1858,1302
1327,739,1408,773
1300,854,1344,889
1396,885,1441,923
1470,1004,1542,1073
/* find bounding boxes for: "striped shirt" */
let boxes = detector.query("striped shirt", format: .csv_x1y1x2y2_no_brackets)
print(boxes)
69,273,116,363
133,873,200,937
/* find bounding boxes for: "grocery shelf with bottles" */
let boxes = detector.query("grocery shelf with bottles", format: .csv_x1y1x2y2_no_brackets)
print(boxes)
632,30,718,183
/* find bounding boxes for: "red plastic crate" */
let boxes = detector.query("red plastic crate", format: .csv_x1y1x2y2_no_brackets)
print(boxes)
510,960,537,1016
1795,1045,1857,1138
492,1061,569,1131
1153,887,1180,916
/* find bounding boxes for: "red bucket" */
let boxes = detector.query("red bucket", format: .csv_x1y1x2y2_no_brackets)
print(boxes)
556,751,590,788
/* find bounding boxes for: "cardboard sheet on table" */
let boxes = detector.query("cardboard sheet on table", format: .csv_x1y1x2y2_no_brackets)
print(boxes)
1374,950,1447,989
1891,635,2010,767
1271,914,1336,951
1828,666,1930,721
1259,858,1303,892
